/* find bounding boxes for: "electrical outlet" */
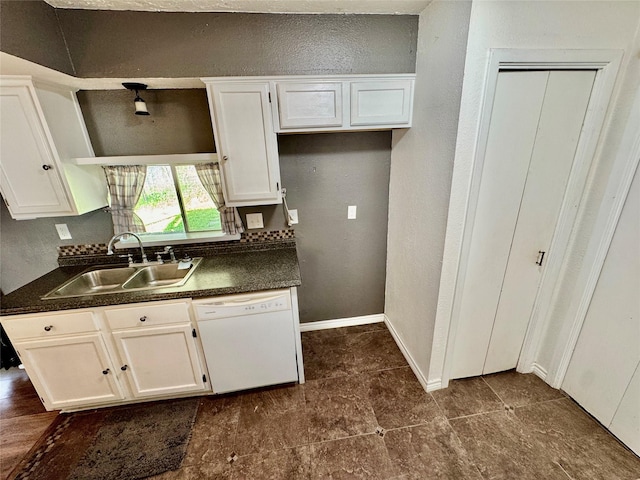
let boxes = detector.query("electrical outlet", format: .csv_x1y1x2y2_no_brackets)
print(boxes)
348,205,357,220
289,209,299,225
246,213,264,229
55,223,72,240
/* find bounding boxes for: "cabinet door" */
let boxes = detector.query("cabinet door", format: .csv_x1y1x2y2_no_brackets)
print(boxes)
15,334,124,410
112,324,205,398
0,84,72,217
207,82,281,207
276,82,343,129
350,80,413,126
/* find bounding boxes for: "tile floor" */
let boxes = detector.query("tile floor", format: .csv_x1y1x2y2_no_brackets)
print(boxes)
4,322,640,479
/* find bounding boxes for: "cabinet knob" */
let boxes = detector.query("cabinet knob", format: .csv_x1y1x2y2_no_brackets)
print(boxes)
43,325,53,332
42,164,52,171
139,316,147,322
102,368,110,375
121,365,128,371
222,156,229,161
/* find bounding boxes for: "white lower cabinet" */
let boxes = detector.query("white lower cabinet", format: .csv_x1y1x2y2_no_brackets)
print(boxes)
111,324,205,399
15,333,125,410
1,300,209,411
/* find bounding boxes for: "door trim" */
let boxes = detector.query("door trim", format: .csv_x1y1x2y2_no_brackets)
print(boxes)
428,49,623,390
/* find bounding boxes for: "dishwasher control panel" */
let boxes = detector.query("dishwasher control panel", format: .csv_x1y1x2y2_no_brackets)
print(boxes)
192,289,291,320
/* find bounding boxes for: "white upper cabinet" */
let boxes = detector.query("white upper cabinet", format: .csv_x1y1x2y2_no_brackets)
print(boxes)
276,81,343,129
350,79,413,126
270,75,415,133
0,76,107,219
203,80,282,207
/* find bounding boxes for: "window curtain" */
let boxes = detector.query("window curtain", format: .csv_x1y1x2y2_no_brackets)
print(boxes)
103,165,147,234
195,162,245,235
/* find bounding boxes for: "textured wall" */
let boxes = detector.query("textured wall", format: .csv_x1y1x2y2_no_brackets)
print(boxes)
0,0,75,75
55,11,418,77
77,89,215,156
0,201,113,294
385,0,471,384
278,132,391,323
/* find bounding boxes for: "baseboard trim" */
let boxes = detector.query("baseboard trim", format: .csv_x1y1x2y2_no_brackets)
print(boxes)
383,315,434,392
531,363,548,381
299,314,385,332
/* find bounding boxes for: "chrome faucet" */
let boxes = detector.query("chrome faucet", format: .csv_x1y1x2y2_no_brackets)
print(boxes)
106,232,148,264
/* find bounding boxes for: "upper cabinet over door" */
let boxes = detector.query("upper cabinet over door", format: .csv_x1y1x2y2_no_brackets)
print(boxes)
0,77,107,219
204,80,282,207
350,80,413,126
270,75,415,133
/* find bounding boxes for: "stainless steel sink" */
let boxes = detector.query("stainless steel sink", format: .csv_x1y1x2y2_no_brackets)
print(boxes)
122,262,199,290
42,258,202,299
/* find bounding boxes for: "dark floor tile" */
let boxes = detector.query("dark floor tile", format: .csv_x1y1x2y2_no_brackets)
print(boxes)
450,410,569,480
149,461,231,479
310,434,396,479
346,330,407,374
230,446,311,480
183,396,241,466
366,367,440,430
516,398,640,480
483,371,565,407
431,377,504,419
235,385,309,455
301,330,354,380
384,416,483,480
305,375,378,443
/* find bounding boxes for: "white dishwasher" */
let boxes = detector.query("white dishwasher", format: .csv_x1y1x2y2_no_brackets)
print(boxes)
193,289,300,394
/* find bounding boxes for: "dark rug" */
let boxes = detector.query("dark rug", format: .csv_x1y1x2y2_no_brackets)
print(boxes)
13,398,199,480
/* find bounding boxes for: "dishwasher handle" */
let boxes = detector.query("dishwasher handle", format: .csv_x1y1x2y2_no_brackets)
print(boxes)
196,293,286,308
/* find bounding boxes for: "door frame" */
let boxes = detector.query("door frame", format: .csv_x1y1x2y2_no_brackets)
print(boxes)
428,48,623,390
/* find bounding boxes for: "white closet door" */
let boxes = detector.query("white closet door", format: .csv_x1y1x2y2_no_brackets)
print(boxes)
451,71,548,379
563,165,640,455
609,361,640,455
452,70,596,379
483,70,596,374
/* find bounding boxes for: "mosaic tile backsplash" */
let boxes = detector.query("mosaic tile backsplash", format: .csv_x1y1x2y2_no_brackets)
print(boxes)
57,230,296,263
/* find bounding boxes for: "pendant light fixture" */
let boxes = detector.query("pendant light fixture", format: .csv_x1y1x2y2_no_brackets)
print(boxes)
122,82,150,116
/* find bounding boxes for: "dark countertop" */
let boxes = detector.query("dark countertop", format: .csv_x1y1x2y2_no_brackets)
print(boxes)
0,245,301,316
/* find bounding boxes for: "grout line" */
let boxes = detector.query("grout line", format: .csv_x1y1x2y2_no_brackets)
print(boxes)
555,461,576,480
443,407,509,422
480,376,509,406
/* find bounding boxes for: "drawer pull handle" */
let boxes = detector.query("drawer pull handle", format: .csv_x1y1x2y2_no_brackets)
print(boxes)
102,368,110,375
44,325,53,332
139,316,147,322
121,365,128,371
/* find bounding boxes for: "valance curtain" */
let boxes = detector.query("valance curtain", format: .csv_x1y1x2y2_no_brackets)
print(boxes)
103,165,147,234
195,162,245,235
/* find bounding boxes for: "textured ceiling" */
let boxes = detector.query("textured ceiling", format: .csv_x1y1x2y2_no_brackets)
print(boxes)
44,0,431,14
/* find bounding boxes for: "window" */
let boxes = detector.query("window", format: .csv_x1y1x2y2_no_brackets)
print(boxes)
134,165,221,234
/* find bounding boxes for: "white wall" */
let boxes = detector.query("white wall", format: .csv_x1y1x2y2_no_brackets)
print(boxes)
385,0,471,388
433,0,640,384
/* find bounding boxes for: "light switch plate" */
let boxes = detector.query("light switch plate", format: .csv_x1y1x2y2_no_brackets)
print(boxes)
55,223,72,240
348,205,357,220
289,209,299,225
246,213,264,229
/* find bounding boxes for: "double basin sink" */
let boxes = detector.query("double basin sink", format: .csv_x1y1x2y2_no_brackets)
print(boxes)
42,258,203,300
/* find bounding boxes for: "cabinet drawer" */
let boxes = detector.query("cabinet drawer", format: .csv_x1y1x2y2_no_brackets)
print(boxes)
105,302,191,330
2,311,98,341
